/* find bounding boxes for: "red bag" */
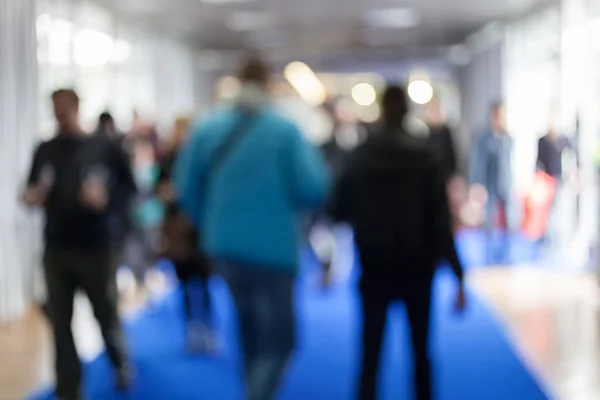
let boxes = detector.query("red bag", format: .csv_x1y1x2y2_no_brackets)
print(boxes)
521,171,557,240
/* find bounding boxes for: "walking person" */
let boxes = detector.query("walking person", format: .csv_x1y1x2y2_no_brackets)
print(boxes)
23,89,137,400
469,102,514,264
95,111,126,150
329,85,466,400
157,115,216,352
536,109,576,251
424,99,458,183
124,139,162,295
309,100,353,286
176,56,330,400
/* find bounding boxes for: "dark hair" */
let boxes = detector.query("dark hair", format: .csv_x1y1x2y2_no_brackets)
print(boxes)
99,111,113,124
381,85,408,125
238,55,270,84
490,100,504,115
51,89,80,107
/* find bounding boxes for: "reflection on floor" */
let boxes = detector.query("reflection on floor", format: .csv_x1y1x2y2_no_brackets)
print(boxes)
470,267,600,400
1,267,599,400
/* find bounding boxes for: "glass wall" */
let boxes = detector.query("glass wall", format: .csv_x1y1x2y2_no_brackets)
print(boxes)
36,0,200,137
503,0,600,266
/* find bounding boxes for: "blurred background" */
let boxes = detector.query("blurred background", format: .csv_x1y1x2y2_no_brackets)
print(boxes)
2,0,600,399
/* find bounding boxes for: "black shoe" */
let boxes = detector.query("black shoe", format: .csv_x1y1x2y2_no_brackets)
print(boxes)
115,365,133,392
56,391,85,400
55,384,85,400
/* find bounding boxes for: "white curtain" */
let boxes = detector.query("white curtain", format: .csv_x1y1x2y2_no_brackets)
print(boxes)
0,0,209,323
37,0,206,136
0,0,44,323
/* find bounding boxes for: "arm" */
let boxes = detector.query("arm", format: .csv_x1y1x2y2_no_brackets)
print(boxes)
426,163,464,282
285,126,331,210
565,135,580,167
536,139,546,171
156,152,176,202
327,159,353,224
26,143,45,186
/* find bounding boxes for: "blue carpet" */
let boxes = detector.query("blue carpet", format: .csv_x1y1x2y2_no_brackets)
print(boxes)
455,229,539,269
30,231,548,400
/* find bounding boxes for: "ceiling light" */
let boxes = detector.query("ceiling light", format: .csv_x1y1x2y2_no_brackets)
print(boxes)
352,83,377,106
227,12,274,31
283,62,327,107
407,80,433,105
364,8,420,28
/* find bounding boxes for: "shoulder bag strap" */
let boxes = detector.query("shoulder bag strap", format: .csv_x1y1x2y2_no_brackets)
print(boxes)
203,107,257,190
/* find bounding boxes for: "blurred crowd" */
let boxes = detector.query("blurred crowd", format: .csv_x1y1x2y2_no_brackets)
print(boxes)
21,54,575,400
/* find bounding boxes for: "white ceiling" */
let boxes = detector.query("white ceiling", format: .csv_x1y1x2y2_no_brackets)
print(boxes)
99,0,553,62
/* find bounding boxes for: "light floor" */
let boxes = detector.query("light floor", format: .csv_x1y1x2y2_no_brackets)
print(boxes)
1,267,599,400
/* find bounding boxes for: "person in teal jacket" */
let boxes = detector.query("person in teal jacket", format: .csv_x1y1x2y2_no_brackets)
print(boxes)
175,56,330,400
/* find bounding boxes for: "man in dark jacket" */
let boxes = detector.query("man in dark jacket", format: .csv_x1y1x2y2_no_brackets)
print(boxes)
330,86,466,400
536,109,576,248
23,89,137,400
425,99,458,183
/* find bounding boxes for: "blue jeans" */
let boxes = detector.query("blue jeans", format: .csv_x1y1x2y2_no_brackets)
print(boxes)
484,193,517,264
218,263,296,400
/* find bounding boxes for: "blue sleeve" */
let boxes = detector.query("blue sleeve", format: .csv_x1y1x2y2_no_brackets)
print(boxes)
174,124,206,225
285,124,331,209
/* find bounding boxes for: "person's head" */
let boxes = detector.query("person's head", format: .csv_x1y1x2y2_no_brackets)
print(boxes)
548,107,561,135
98,112,116,137
425,99,443,127
237,55,270,88
380,85,408,127
133,139,156,167
490,101,506,133
52,89,79,132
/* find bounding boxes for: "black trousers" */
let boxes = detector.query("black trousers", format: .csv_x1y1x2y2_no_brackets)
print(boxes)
173,259,212,322
43,246,128,398
358,275,434,400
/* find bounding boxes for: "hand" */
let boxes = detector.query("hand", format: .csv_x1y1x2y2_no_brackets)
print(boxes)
22,185,48,207
157,181,176,203
80,181,108,211
454,283,467,314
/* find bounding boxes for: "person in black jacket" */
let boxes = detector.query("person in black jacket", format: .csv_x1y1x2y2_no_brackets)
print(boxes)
23,89,137,400
536,109,576,248
156,116,216,353
329,85,466,400
425,99,458,183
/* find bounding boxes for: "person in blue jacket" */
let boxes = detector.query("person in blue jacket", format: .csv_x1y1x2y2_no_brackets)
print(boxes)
175,56,330,400
469,101,515,264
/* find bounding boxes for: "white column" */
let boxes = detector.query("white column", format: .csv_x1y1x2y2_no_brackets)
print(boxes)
0,0,43,322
